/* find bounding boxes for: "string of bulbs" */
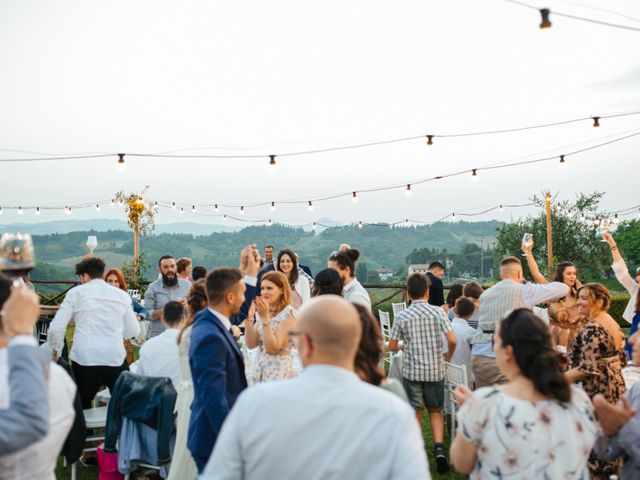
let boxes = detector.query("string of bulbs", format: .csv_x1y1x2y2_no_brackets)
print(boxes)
506,0,640,32
0,111,638,173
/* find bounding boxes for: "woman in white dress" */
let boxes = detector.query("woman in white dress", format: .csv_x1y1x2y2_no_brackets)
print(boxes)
245,271,297,383
275,249,310,310
167,279,207,480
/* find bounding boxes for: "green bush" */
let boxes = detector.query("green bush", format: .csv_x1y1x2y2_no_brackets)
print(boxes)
611,294,631,329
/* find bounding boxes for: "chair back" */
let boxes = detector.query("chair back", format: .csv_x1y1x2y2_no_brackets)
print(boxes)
378,310,391,341
391,302,406,317
444,362,468,434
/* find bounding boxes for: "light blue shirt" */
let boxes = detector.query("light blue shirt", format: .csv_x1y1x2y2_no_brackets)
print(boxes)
143,277,190,338
202,365,430,480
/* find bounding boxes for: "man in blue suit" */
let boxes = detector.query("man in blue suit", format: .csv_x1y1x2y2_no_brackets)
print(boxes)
188,245,260,472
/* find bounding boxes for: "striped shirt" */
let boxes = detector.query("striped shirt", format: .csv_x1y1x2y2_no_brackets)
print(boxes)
390,300,453,382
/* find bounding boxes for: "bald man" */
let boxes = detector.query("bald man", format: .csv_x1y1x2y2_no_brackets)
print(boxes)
470,256,569,387
202,296,430,480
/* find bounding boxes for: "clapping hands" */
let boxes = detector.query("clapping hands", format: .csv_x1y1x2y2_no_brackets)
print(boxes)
240,244,261,277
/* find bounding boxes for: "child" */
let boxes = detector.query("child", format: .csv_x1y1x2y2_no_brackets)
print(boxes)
450,297,476,388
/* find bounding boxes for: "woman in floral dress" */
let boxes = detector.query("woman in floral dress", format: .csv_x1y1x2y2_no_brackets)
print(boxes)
450,308,598,479
568,283,626,479
245,271,297,383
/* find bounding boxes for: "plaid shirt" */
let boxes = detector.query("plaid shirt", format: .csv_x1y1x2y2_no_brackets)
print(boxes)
389,300,453,382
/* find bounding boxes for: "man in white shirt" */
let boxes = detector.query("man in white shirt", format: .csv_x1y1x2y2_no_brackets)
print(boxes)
202,295,430,480
137,300,184,387
470,256,569,387
47,257,140,408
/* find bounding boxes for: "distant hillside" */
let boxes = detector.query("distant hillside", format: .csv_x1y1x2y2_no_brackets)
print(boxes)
28,220,504,281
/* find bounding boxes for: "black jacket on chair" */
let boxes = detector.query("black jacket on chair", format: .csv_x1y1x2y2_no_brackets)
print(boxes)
104,372,177,463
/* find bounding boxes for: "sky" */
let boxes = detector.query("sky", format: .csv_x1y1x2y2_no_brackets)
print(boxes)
0,0,639,228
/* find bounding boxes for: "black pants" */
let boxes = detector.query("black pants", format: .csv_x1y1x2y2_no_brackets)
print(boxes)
72,361,129,409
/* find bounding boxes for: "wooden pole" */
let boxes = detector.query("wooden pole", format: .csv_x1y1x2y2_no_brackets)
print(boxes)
545,192,553,273
133,220,140,275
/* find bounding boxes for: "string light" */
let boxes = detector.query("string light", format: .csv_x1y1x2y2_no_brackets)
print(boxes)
116,153,127,173
471,169,479,183
214,204,219,212
426,135,434,146
312,222,317,231
191,205,197,213
499,205,504,212
65,206,72,215
580,213,586,222
239,206,245,215
110,199,116,208
223,214,228,221
592,116,600,128
352,192,359,203
0,207,3,215
559,155,566,170
405,184,413,196
117,198,124,207
358,221,363,229
269,155,276,167
539,8,552,29
613,213,619,224
268,219,272,226
593,218,601,227
172,202,176,210
35,207,40,215
17,207,23,215
308,201,315,211
451,212,457,220
96,204,101,211
180,207,184,215
270,201,276,212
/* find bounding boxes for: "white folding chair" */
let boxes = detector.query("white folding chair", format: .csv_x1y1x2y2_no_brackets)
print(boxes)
391,302,406,317
127,289,140,301
68,406,108,480
444,362,468,436
378,310,393,369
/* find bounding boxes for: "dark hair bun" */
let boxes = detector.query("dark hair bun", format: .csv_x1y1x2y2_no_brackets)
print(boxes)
347,248,360,262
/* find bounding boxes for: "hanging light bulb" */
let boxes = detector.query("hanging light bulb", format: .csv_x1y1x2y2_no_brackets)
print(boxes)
269,154,276,167
223,214,228,222
592,116,600,128
66,206,72,215
171,202,176,210
270,201,276,212
239,206,245,215
191,205,197,213
405,184,413,196
405,219,409,226
471,169,479,183
312,221,317,231
96,204,101,211
426,135,434,146
580,213,586,223
499,205,504,212
451,212,457,220
613,214,619,224
110,199,116,208
116,153,127,173
17,207,23,215
180,207,184,215
308,201,314,211
539,8,552,29
35,207,41,216
358,221,363,229
593,218,601,227
268,219,272,226
214,204,219,212
559,155,567,170
0,207,3,215
352,192,359,203
117,198,124,207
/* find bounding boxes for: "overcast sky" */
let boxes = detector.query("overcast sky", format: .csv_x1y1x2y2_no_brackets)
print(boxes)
1,0,639,228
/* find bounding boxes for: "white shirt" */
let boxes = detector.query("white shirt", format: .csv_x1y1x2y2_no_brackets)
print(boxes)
612,260,639,324
137,328,181,388
208,308,231,331
202,365,430,480
47,279,140,366
450,317,476,387
0,356,76,480
344,278,372,310
472,281,569,358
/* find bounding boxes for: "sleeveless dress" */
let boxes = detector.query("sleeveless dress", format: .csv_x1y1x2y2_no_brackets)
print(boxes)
167,326,198,480
250,305,297,384
570,320,626,479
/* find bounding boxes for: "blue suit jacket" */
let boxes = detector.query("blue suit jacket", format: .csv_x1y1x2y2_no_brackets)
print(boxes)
187,282,255,462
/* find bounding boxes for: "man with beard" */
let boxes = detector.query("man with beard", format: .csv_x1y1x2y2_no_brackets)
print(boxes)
144,255,190,338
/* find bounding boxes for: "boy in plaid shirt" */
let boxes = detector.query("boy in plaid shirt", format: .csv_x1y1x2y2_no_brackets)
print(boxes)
389,273,457,473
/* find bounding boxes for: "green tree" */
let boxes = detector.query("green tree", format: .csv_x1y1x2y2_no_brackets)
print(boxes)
494,192,610,281
613,219,640,269
356,262,368,281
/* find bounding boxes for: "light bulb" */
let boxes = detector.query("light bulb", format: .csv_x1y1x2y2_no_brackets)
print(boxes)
593,218,601,227
559,155,567,170
471,169,479,183
499,205,504,212
405,219,409,226
308,201,314,211
66,207,72,215
116,153,127,173
268,219,272,226
223,214,228,222
17,207,23,215
0,207,3,215
539,8,552,29
96,204,101,211
592,116,600,128
426,135,434,146
352,192,359,203
36,207,41,215
110,199,116,208
270,201,276,212
358,221,363,229
172,202,176,210
239,206,245,215
580,213,586,223
613,214,619,224
405,184,412,196
180,208,184,215
269,155,276,167
191,205,196,213
452,213,457,220
312,222,316,231
214,204,219,212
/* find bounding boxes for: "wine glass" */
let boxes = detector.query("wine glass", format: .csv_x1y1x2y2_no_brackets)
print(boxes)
86,235,98,254
521,233,533,257
599,219,612,242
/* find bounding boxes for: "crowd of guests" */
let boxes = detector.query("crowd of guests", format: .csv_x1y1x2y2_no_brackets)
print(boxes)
1,235,640,479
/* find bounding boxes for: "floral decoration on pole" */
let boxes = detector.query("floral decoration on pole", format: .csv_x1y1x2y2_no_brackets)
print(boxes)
114,186,155,275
